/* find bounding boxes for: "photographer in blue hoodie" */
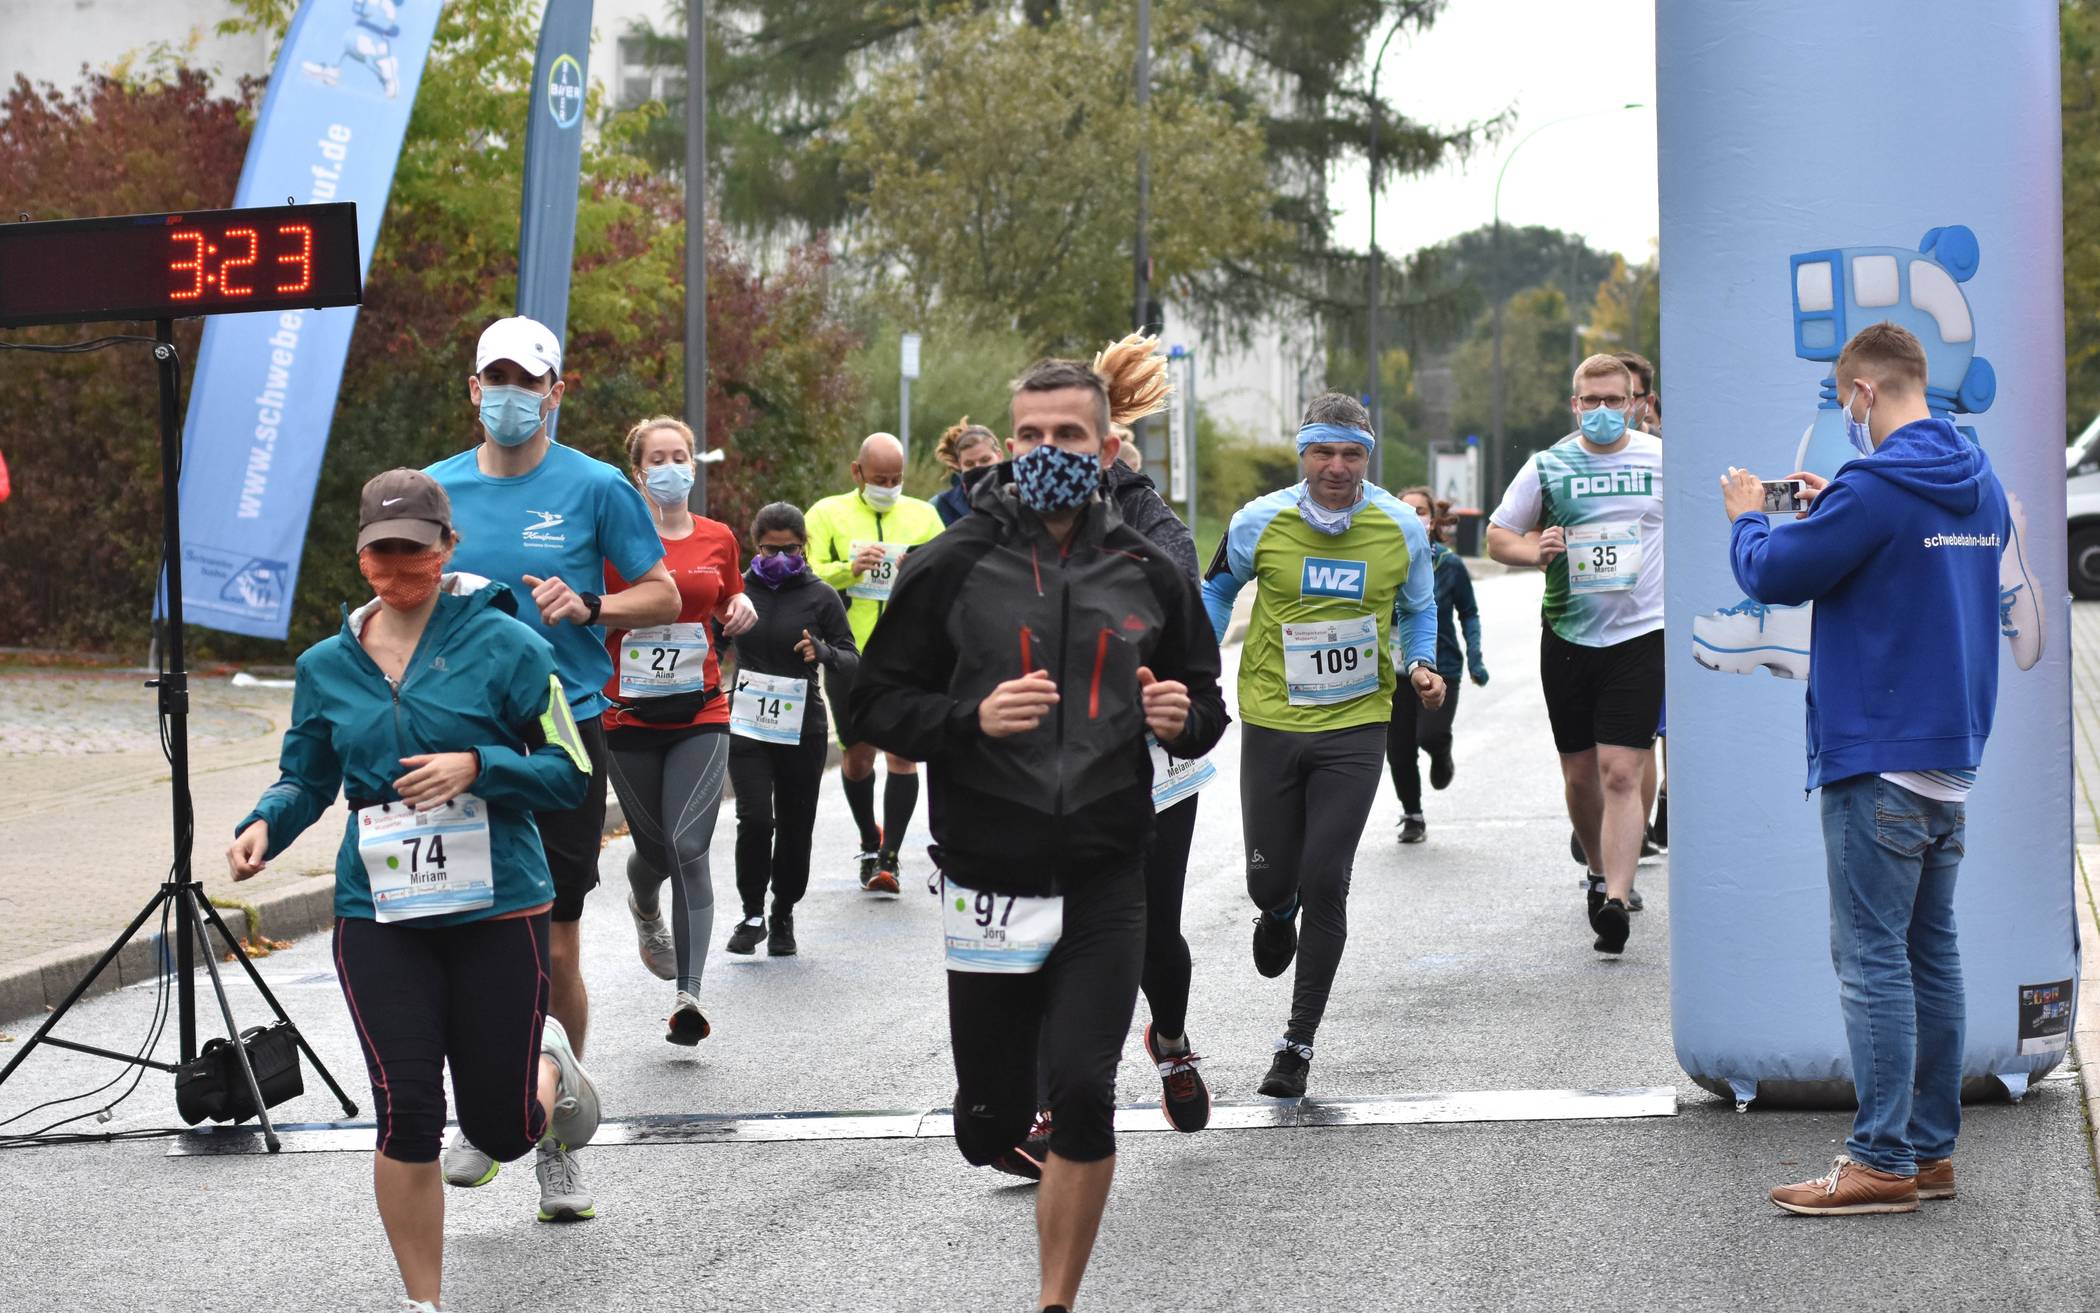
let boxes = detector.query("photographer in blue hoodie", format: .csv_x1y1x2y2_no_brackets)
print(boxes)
1721,323,2008,1218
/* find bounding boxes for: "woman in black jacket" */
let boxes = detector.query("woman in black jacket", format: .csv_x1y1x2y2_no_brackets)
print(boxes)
722,503,859,956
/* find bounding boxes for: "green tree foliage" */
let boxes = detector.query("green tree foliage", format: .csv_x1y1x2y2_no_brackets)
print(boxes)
2066,0,2100,435
0,68,250,651
1,5,862,654
1582,251,1660,371
1448,283,1578,485
625,0,1488,340
842,319,1039,498
840,8,1281,352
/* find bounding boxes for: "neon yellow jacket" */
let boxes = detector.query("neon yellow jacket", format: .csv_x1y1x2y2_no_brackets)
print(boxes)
803,488,945,651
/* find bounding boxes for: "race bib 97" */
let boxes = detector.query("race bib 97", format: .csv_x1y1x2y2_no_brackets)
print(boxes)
942,877,1062,974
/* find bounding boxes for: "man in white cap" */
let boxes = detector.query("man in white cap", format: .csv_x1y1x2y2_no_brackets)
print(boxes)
425,315,679,1222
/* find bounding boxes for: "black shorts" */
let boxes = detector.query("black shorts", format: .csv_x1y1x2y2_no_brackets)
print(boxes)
1539,626,1663,755
537,714,609,923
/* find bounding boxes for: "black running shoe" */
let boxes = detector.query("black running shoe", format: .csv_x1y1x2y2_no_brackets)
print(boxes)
725,918,765,955
1593,898,1631,954
1145,1024,1211,1133
1258,1044,1311,1099
1650,791,1668,848
1570,829,1587,865
1251,910,1298,978
1429,749,1455,791
990,1144,1043,1182
1398,814,1426,844
768,910,797,956
1640,831,1663,860
1584,874,1606,924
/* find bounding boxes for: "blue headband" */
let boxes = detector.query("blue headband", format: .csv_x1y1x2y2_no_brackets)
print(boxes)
1296,422,1376,453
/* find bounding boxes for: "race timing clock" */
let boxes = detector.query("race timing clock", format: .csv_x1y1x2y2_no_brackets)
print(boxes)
0,203,361,328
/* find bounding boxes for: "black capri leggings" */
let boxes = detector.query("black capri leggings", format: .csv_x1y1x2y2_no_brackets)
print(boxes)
334,912,551,1164
949,862,1144,1166
1141,796,1199,1039
729,730,830,917
1386,679,1463,814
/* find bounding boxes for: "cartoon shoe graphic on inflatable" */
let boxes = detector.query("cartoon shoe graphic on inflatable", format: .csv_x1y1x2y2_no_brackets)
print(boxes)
1691,599,1813,681
1695,223,2043,680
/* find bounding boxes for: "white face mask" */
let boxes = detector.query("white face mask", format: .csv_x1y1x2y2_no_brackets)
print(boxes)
861,483,901,511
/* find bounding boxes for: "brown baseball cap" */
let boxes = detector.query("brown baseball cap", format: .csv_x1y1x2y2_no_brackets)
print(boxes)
357,468,452,551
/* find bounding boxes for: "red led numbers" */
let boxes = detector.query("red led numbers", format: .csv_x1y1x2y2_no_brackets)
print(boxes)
169,223,322,302
275,223,314,294
169,231,206,301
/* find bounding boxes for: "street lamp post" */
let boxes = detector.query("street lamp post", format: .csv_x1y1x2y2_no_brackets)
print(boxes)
1365,14,1406,487
1488,102,1643,504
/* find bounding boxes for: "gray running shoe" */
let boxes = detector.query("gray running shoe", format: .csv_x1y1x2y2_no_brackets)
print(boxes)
627,893,677,980
535,1140,595,1222
439,1127,498,1188
539,1015,601,1149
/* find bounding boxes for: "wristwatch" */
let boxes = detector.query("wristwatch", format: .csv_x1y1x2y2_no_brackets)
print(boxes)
580,591,603,626
1405,658,1435,679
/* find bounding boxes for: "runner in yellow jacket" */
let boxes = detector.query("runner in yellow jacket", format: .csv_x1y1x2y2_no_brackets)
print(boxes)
803,432,944,894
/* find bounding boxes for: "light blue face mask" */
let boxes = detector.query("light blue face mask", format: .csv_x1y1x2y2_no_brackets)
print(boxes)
1578,404,1628,445
1841,386,1875,457
643,461,695,506
479,383,548,447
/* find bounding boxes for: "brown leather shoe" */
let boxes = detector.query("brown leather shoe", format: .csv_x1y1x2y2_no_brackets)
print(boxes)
1769,1156,1919,1215
1915,1157,1955,1200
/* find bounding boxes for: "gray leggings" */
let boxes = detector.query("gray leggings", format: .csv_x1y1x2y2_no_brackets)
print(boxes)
1240,721,1388,1045
605,729,728,996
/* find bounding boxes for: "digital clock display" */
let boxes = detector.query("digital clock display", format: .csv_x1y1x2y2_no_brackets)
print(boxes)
0,203,361,328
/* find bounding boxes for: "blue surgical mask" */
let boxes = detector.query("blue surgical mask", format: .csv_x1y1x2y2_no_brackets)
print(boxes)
1842,387,1875,457
643,461,694,507
479,384,548,447
1578,405,1628,445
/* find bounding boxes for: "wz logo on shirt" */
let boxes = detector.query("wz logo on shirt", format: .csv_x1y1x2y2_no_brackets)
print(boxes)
1300,556,1367,602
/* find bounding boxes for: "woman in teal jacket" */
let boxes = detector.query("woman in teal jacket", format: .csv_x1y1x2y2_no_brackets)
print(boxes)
227,469,601,1312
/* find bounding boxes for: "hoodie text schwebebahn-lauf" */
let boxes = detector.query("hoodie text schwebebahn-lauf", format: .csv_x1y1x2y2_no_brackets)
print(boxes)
1729,417,2008,790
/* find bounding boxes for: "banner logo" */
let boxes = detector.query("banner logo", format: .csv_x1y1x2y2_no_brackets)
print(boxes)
547,53,584,129
1300,557,1367,601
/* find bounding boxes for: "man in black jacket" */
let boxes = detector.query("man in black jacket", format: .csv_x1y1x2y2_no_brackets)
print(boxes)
850,357,1227,1313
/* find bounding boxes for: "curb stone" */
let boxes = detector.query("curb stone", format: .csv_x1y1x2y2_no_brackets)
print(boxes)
1,740,847,1031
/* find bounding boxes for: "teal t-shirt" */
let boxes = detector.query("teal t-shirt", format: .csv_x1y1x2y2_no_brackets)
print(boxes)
426,441,664,718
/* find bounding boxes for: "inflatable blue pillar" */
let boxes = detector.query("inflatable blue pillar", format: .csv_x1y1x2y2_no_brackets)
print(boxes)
1660,1,2075,1105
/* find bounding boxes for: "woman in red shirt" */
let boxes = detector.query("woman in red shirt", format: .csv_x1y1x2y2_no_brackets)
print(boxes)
601,415,755,1044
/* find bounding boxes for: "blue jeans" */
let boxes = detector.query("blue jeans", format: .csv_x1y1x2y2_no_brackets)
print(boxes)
1820,773,1967,1176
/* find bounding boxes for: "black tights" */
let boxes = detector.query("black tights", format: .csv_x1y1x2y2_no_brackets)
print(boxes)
334,913,551,1164
1386,680,1463,814
729,732,830,916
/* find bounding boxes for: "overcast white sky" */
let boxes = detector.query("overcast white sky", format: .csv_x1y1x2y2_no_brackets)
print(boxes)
1325,0,1660,264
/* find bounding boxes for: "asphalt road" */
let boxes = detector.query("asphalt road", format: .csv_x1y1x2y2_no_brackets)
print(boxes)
3,571,2096,1313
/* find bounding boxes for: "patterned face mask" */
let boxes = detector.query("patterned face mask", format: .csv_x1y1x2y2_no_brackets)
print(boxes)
1012,443,1102,514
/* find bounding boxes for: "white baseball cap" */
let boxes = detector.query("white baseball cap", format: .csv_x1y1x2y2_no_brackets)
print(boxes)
475,315,562,378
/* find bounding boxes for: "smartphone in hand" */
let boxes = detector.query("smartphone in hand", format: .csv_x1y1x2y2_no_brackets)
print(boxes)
1760,478,1808,515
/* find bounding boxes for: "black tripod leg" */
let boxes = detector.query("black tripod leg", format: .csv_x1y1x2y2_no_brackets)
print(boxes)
193,892,358,1117
180,891,280,1153
0,889,171,1089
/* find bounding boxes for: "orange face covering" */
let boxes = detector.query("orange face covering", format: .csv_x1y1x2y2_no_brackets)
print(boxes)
359,548,445,611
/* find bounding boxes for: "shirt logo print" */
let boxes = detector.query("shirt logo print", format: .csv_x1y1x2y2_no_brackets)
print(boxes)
1300,556,1367,602
523,509,569,548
